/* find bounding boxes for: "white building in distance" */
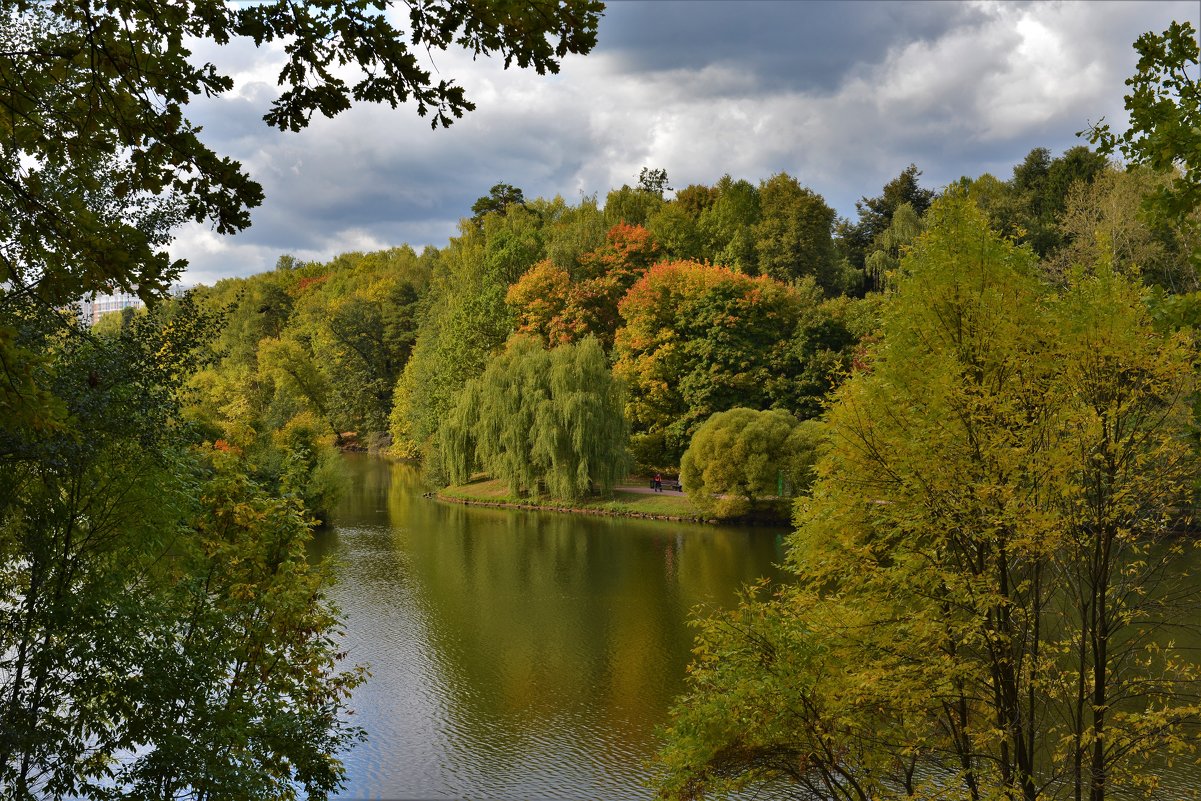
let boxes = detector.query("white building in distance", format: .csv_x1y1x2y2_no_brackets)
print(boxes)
79,285,190,327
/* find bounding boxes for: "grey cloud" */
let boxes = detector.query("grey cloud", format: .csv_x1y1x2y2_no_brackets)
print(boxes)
172,0,1199,287
596,1,990,94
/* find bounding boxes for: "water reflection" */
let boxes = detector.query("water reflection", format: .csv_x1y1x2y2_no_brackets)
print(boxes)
313,455,788,799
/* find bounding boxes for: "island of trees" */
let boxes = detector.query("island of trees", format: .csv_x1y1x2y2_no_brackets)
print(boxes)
2,2,1200,798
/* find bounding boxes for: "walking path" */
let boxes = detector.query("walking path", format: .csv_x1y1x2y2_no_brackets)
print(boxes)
617,483,684,496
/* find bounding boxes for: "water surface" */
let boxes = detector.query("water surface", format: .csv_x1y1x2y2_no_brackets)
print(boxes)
313,455,788,799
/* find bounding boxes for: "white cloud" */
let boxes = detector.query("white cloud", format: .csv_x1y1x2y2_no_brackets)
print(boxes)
172,0,1197,285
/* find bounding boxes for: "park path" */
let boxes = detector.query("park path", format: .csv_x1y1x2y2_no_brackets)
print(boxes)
616,483,684,496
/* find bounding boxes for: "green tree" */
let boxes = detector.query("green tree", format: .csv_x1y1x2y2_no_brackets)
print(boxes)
1086,21,1201,238
440,336,628,500
391,225,512,458
637,167,673,197
647,201,704,261
862,201,925,292
697,175,760,273
0,298,362,799
471,182,527,221
837,164,935,286
680,408,821,519
605,184,666,227
613,261,810,469
754,173,841,292
538,195,609,273
1009,145,1109,256
481,203,546,284
656,193,1201,801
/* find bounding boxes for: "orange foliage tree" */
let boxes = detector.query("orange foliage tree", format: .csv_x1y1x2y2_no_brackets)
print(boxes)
612,260,809,469
507,223,659,349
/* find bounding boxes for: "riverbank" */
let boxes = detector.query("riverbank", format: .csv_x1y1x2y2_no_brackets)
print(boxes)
436,477,712,522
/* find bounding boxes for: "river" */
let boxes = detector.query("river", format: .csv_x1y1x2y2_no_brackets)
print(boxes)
310,454,790,799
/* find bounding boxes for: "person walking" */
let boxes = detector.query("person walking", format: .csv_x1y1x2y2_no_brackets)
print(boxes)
654,473,662,492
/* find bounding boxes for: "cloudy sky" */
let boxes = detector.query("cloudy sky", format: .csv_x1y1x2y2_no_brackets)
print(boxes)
174,0,1198,286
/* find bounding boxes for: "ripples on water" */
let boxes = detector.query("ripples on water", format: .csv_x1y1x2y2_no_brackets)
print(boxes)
312,456,788,800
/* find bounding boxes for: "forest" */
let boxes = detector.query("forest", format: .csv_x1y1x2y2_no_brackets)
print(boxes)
2,1,1201,798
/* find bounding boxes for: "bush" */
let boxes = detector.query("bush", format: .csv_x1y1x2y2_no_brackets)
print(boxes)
680,408,823,519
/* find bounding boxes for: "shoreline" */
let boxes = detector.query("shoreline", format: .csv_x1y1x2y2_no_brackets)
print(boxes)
432,490,714,524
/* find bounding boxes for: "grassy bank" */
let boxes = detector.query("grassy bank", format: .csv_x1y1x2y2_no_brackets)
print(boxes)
437,477,708,522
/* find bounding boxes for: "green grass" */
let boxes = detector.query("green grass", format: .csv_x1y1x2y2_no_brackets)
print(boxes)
439,477,707,520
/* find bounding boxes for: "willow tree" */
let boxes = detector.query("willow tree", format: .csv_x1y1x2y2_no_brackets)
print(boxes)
440,335,628,501
656,193,1201,801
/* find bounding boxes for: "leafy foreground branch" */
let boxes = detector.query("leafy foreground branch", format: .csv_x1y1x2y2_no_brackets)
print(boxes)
0,300,365,800
655,193,1201,801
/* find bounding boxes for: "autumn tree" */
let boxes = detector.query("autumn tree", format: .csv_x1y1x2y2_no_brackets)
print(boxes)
656,193,1201,801
1048,164,1198,291
613,261,810,469
507,223,660,349
506,259,575,344
674,183,719,218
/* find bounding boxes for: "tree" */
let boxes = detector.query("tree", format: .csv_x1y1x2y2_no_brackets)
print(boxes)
471,182,527,221
605,184,666,227
537,194,608,273
837,164,935,285
0,298,363,799
637,167,673,197
862,201,924,292
0,0,602,307
1048,164,1198,292
391,224,512,458
481,203,545,284
674,183,718,219
697,175,760,273
1086,21,1201,238
680,408,822,519
656,193,1201,801
440,335,629,501
1008,145,1109,256
647,201,704,261
612,261,809,469
507,223,660,350
754,173,841,292
259,335,341,442
507,259,575,344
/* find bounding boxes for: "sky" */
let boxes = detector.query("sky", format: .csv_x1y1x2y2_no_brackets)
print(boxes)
173,0,1200,287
